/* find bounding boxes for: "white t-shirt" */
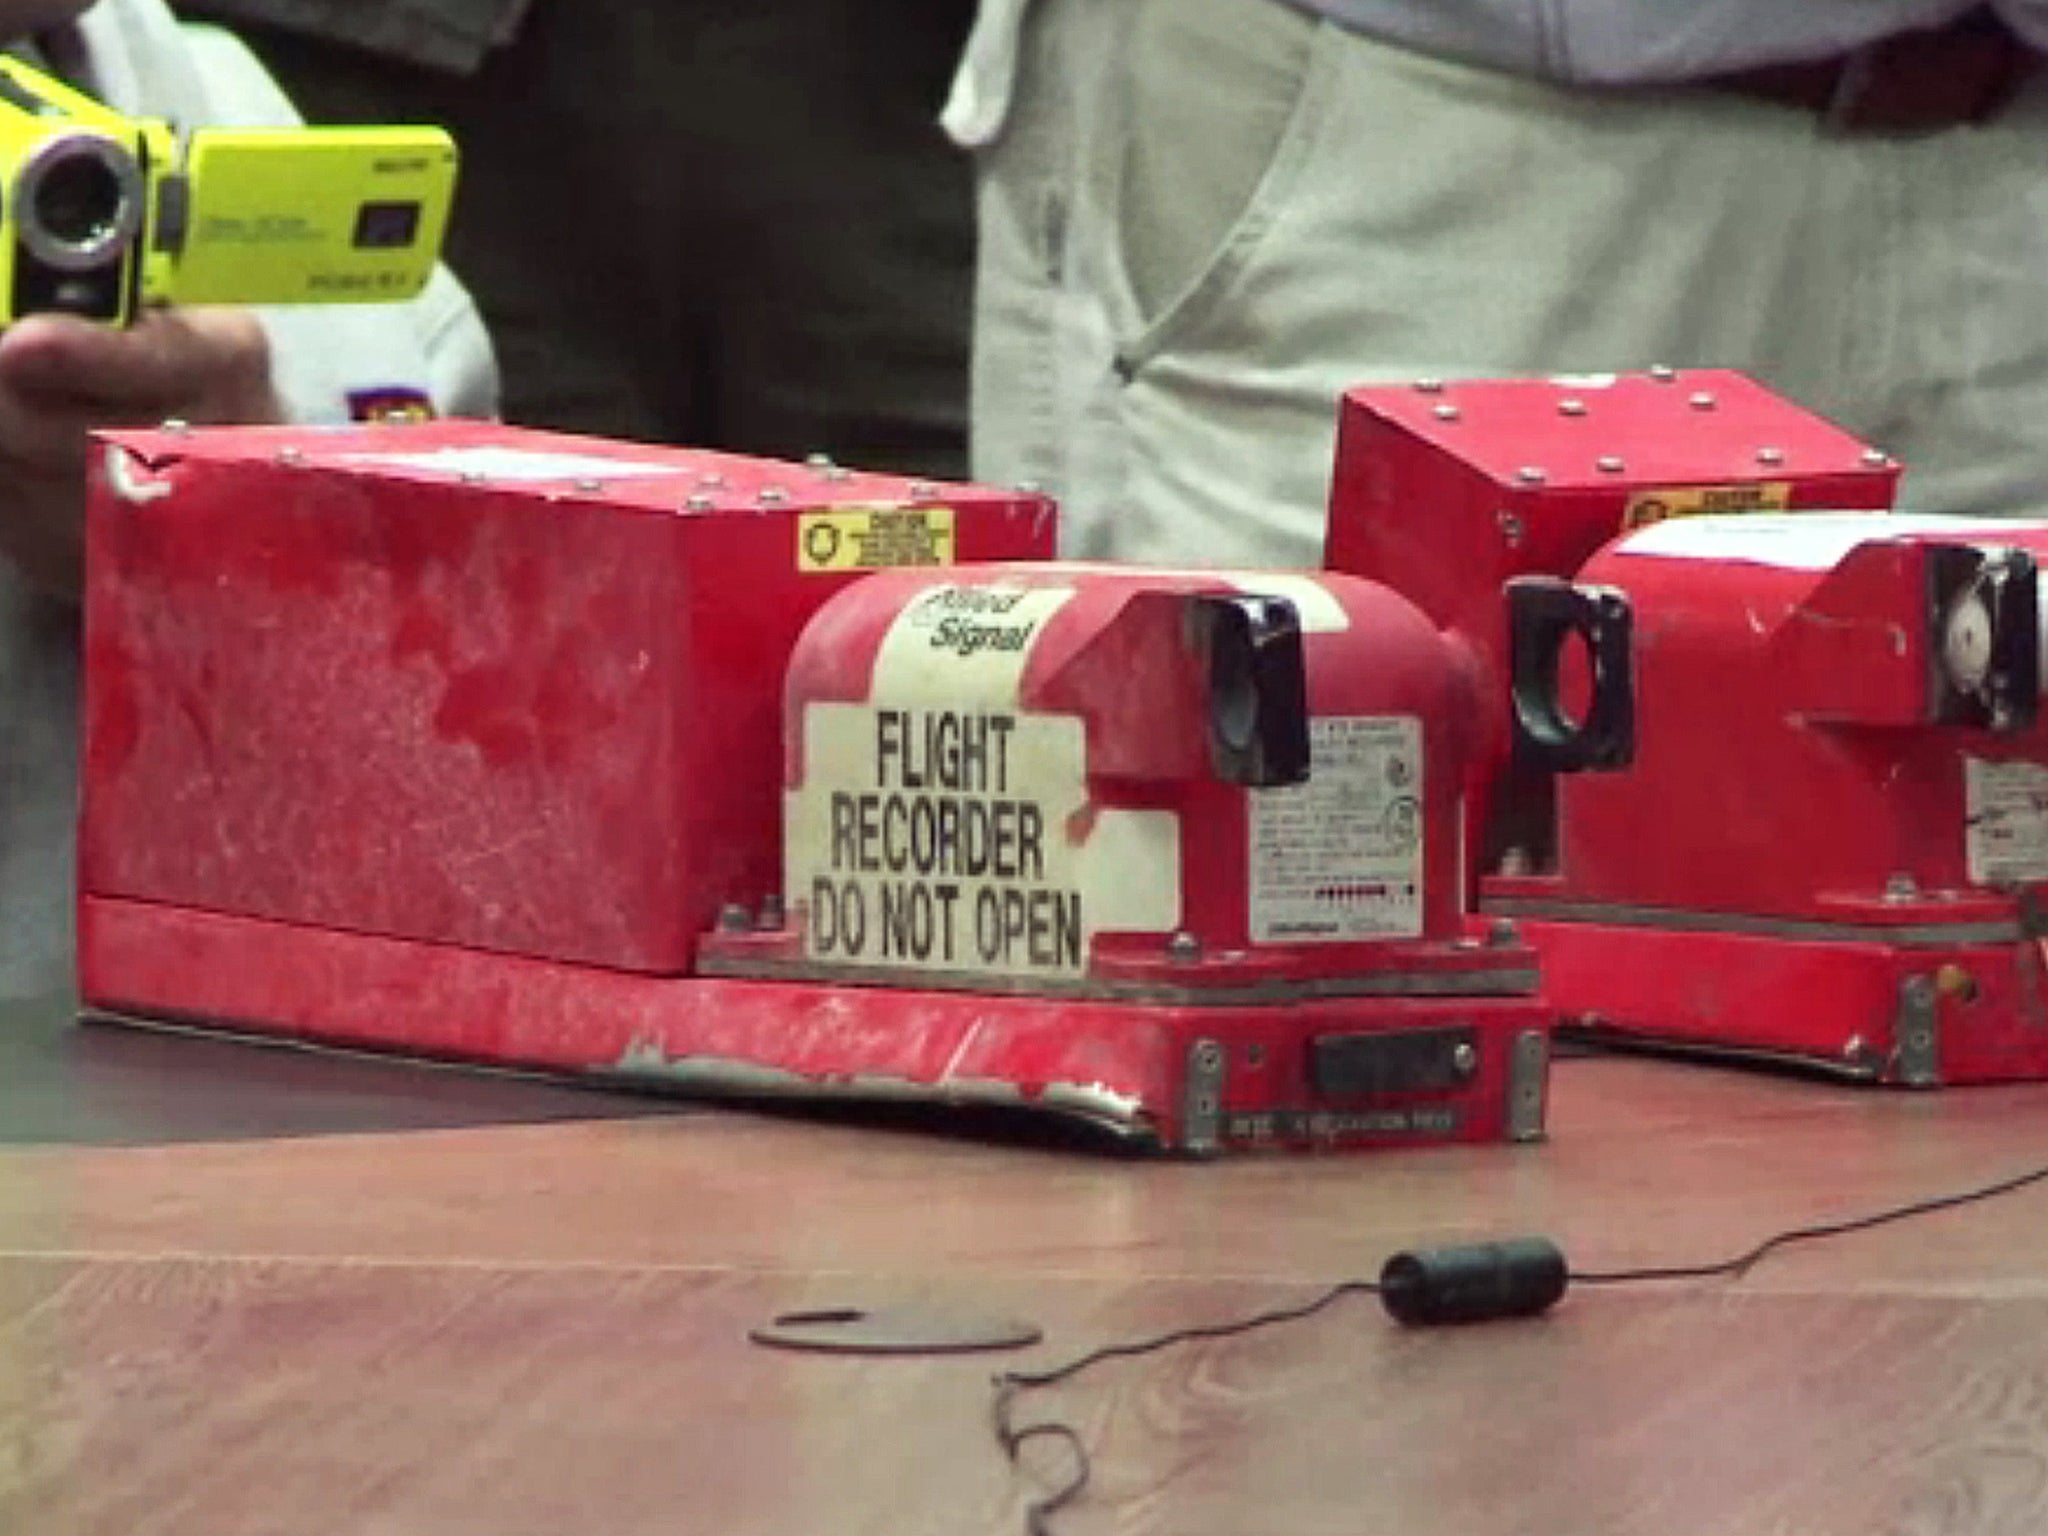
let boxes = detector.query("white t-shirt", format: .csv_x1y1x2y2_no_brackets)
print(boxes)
0,0,501,998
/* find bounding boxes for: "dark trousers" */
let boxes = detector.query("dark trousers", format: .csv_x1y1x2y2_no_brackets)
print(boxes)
220,0,974,479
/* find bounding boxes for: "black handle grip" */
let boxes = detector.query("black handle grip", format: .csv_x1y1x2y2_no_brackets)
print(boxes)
1199,593,1310,788
1506,577,1634,773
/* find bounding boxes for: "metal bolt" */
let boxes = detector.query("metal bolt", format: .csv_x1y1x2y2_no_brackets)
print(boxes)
1558,399,1588,417
1433,403,1461,422
685,493,715,511
758,487,789,506
160,417,191,434
1497,847,1532,877
1861,448,1890,468
1414,378,1446,394
805,451,834,470
717,902,751,933
573,477,604,492
1017,480,1045,496
1842,1034,1868,1060
1487,917,1519,948
1168,930,1202,963
1452,1042,1479,1077
1689,391,1717,411
1755,446,1786,466
1884,872,1921,903
698,472,726,488
275,446,305,465
1649,364,1677,382
1193,1040,1224,1071
1516,466,1547,485
1596,454,1626,474
1497,511,1526,546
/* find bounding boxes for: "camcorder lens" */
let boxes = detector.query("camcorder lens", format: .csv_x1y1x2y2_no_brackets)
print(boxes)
17,133,145,272
33,154,124,247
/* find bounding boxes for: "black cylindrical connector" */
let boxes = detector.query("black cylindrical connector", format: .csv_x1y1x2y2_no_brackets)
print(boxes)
1378,1238,1568,1326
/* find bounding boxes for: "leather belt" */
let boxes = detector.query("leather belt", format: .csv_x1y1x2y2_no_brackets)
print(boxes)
1703,7,2036,133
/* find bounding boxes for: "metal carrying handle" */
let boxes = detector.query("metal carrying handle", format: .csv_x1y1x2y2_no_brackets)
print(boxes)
1505,577,1635,773
1197,593,1310,789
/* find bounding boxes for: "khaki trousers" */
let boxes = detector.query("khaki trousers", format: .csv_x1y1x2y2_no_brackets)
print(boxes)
969,0,2048,566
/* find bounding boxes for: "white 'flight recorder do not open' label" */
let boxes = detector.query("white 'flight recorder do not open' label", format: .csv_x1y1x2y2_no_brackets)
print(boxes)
785,584,1182,982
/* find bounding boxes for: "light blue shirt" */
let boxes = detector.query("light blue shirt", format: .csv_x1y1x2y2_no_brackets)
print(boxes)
944,0,2048,146
1278,0,2048,84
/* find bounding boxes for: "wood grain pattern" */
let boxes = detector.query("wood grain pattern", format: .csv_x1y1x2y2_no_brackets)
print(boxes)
6,995,2048,1535
11,1265,2048,1536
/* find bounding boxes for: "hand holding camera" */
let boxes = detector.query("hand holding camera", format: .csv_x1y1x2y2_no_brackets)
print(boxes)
0,306,280,595
0,55,455,326
0,54,457,595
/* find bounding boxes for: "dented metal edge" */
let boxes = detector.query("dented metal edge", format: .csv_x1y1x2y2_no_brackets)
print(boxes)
602,1042,1160,1145
1556,1018,1892,1083
102,441,178,503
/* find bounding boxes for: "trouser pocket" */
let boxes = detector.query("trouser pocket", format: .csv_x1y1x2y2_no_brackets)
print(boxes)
1111,0,1325,348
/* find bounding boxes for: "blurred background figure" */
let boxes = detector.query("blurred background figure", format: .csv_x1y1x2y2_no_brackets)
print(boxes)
187,0,977,480
944,0,2048,567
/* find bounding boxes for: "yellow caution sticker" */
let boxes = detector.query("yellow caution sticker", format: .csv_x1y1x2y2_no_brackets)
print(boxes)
1622,482,1793,529
798,506,956,571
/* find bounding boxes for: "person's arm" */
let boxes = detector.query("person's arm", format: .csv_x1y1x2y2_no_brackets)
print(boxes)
0,306,281,595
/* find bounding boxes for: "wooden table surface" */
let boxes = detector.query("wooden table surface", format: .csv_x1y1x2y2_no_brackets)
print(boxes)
4,991,2048,1536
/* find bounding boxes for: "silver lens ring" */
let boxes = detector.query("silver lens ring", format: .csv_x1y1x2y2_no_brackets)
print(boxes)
16,131,145,272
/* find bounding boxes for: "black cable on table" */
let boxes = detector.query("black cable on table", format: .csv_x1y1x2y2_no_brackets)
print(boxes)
990,1154,2048,1534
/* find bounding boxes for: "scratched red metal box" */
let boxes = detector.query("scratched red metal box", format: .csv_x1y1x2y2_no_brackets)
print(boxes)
1319,370,2048,1083
77,553,1554,1152
1324,368,1900,877
1485,512,2048,1083
79,421,1053,975
1325,368,1899,635
77,896,1549,1152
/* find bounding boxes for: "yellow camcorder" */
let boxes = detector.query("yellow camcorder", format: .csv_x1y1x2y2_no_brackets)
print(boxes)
0,55,455,327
